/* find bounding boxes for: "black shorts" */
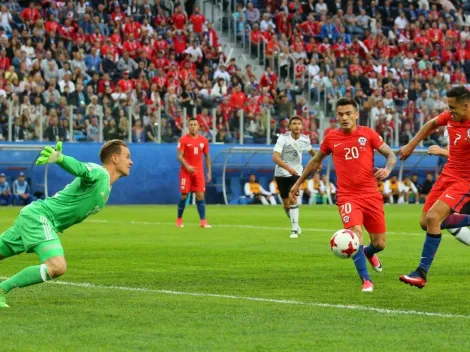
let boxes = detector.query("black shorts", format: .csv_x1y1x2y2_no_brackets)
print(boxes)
275,176,300,199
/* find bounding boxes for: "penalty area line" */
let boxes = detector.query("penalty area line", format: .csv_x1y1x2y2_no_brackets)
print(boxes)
40,279,470,320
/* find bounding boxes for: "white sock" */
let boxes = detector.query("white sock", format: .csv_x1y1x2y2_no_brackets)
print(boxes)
297,191,303,205
269,196,276,205
290,205,299,232
449,227,470,246
260,196,269,205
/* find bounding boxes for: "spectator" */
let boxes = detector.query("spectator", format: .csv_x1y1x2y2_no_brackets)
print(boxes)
384,175,405,204
0,173,12,206
12,172,33,206
244,174,276,205
402,175,419,204
420,172,435,202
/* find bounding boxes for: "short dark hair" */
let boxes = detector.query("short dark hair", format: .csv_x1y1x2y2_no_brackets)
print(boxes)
446,86,470,102
188,117,198,123
289,115,302,125
99,139,128,163
336,97,358,111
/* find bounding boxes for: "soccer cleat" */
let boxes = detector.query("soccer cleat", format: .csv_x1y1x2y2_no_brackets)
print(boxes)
297,226,302,235
200,220,212,228
361,279,374,293
364,250,383,273
176,218,184,228
399,271,427,289
290,231,298,239
0,291,9,308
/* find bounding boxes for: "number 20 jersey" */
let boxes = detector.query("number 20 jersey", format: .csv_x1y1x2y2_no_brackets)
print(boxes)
320,126,384,201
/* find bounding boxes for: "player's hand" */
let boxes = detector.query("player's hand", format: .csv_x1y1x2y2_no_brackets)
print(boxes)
428,145,443,156
397,143,415,161
289,184,300,202
374,167,390,180
36,142,64,165
287,167,299,176
206,172,212,182
186,165,195,173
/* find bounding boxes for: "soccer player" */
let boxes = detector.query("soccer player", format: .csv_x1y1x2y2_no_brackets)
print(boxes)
427,128,470,246
290,98,397,292
399,87,470,288
0,140,132,307
176,118,212,228
272,116,315,239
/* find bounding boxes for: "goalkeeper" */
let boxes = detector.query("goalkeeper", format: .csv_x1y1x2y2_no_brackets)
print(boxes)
0,139,132,307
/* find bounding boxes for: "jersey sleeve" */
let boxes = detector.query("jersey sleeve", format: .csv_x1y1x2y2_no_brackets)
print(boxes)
177,137,186,152
273,135,285,153
319,134,332,155
304,137,313,152
203,138,209,154
369,128,385,150
58,156,107,183
436,110,452,126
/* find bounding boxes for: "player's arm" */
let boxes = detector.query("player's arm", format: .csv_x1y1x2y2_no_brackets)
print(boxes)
204,140,211,182
290,151,327,200
398,117,440,160
177,143,195,173
428,145,449,158
375,143,396,180
36,142,103,181
308,149,316,157
204,152,212,182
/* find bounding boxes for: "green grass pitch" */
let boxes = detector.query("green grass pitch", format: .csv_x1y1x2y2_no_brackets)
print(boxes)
1,205,470,352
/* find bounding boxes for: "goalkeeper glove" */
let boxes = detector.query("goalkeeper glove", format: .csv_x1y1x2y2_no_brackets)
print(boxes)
36,141,64,165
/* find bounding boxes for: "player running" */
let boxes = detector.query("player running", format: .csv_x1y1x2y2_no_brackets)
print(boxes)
272,116,315,239
398,86,470,288
0,140,132,307
427,128,470,245
290,98,397,292
176,118,212,228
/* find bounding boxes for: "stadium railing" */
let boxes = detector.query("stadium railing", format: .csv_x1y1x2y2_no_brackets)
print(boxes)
212,146,438,205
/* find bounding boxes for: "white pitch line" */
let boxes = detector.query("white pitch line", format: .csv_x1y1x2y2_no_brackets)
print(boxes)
36,279,468,320
87,219,440,237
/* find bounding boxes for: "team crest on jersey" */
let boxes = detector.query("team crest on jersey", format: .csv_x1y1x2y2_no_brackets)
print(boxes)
467,129,470,140
200,143,204,149
358,137,367,146
343,216,350,223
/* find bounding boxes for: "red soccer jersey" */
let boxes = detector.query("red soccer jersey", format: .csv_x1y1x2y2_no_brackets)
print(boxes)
436,111,470,180
178,134,209,172
320,126,384,200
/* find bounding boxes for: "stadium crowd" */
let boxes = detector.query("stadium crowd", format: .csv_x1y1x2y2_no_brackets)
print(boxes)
0,0,467,146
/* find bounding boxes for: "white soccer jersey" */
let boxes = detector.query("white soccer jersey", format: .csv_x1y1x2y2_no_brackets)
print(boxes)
273,132,313,177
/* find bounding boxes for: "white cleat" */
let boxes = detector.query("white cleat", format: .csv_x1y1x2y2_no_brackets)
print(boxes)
297,226,302,235
290,231,298,239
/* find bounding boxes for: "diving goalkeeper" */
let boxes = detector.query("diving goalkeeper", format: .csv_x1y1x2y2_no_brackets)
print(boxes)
0,139,132,307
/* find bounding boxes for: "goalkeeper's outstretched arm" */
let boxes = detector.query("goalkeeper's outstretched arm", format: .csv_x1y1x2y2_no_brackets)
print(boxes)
36,142,96,179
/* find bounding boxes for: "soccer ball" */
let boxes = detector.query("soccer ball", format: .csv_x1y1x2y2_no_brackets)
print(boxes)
330,229,360,259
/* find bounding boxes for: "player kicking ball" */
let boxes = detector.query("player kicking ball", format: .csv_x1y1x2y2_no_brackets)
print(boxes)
176,118,212,228
290,98,397,292
272,116,315,239
399,86,470,288
0,140,132,307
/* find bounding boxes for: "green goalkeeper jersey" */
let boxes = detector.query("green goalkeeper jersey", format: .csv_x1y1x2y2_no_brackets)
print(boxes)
24,155,111,233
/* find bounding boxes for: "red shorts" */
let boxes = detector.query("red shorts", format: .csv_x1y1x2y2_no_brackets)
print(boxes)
180,170,205,193
337,193,386,234
423,174,470,212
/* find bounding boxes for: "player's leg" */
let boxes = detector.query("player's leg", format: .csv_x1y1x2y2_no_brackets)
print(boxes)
400,199,452,288
193,173,210,228
348,225,373,292
338,201,372,292
362,195,386,273
439,198,470,245
176,171,192,227
0,214,65,307
276,177,300,238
